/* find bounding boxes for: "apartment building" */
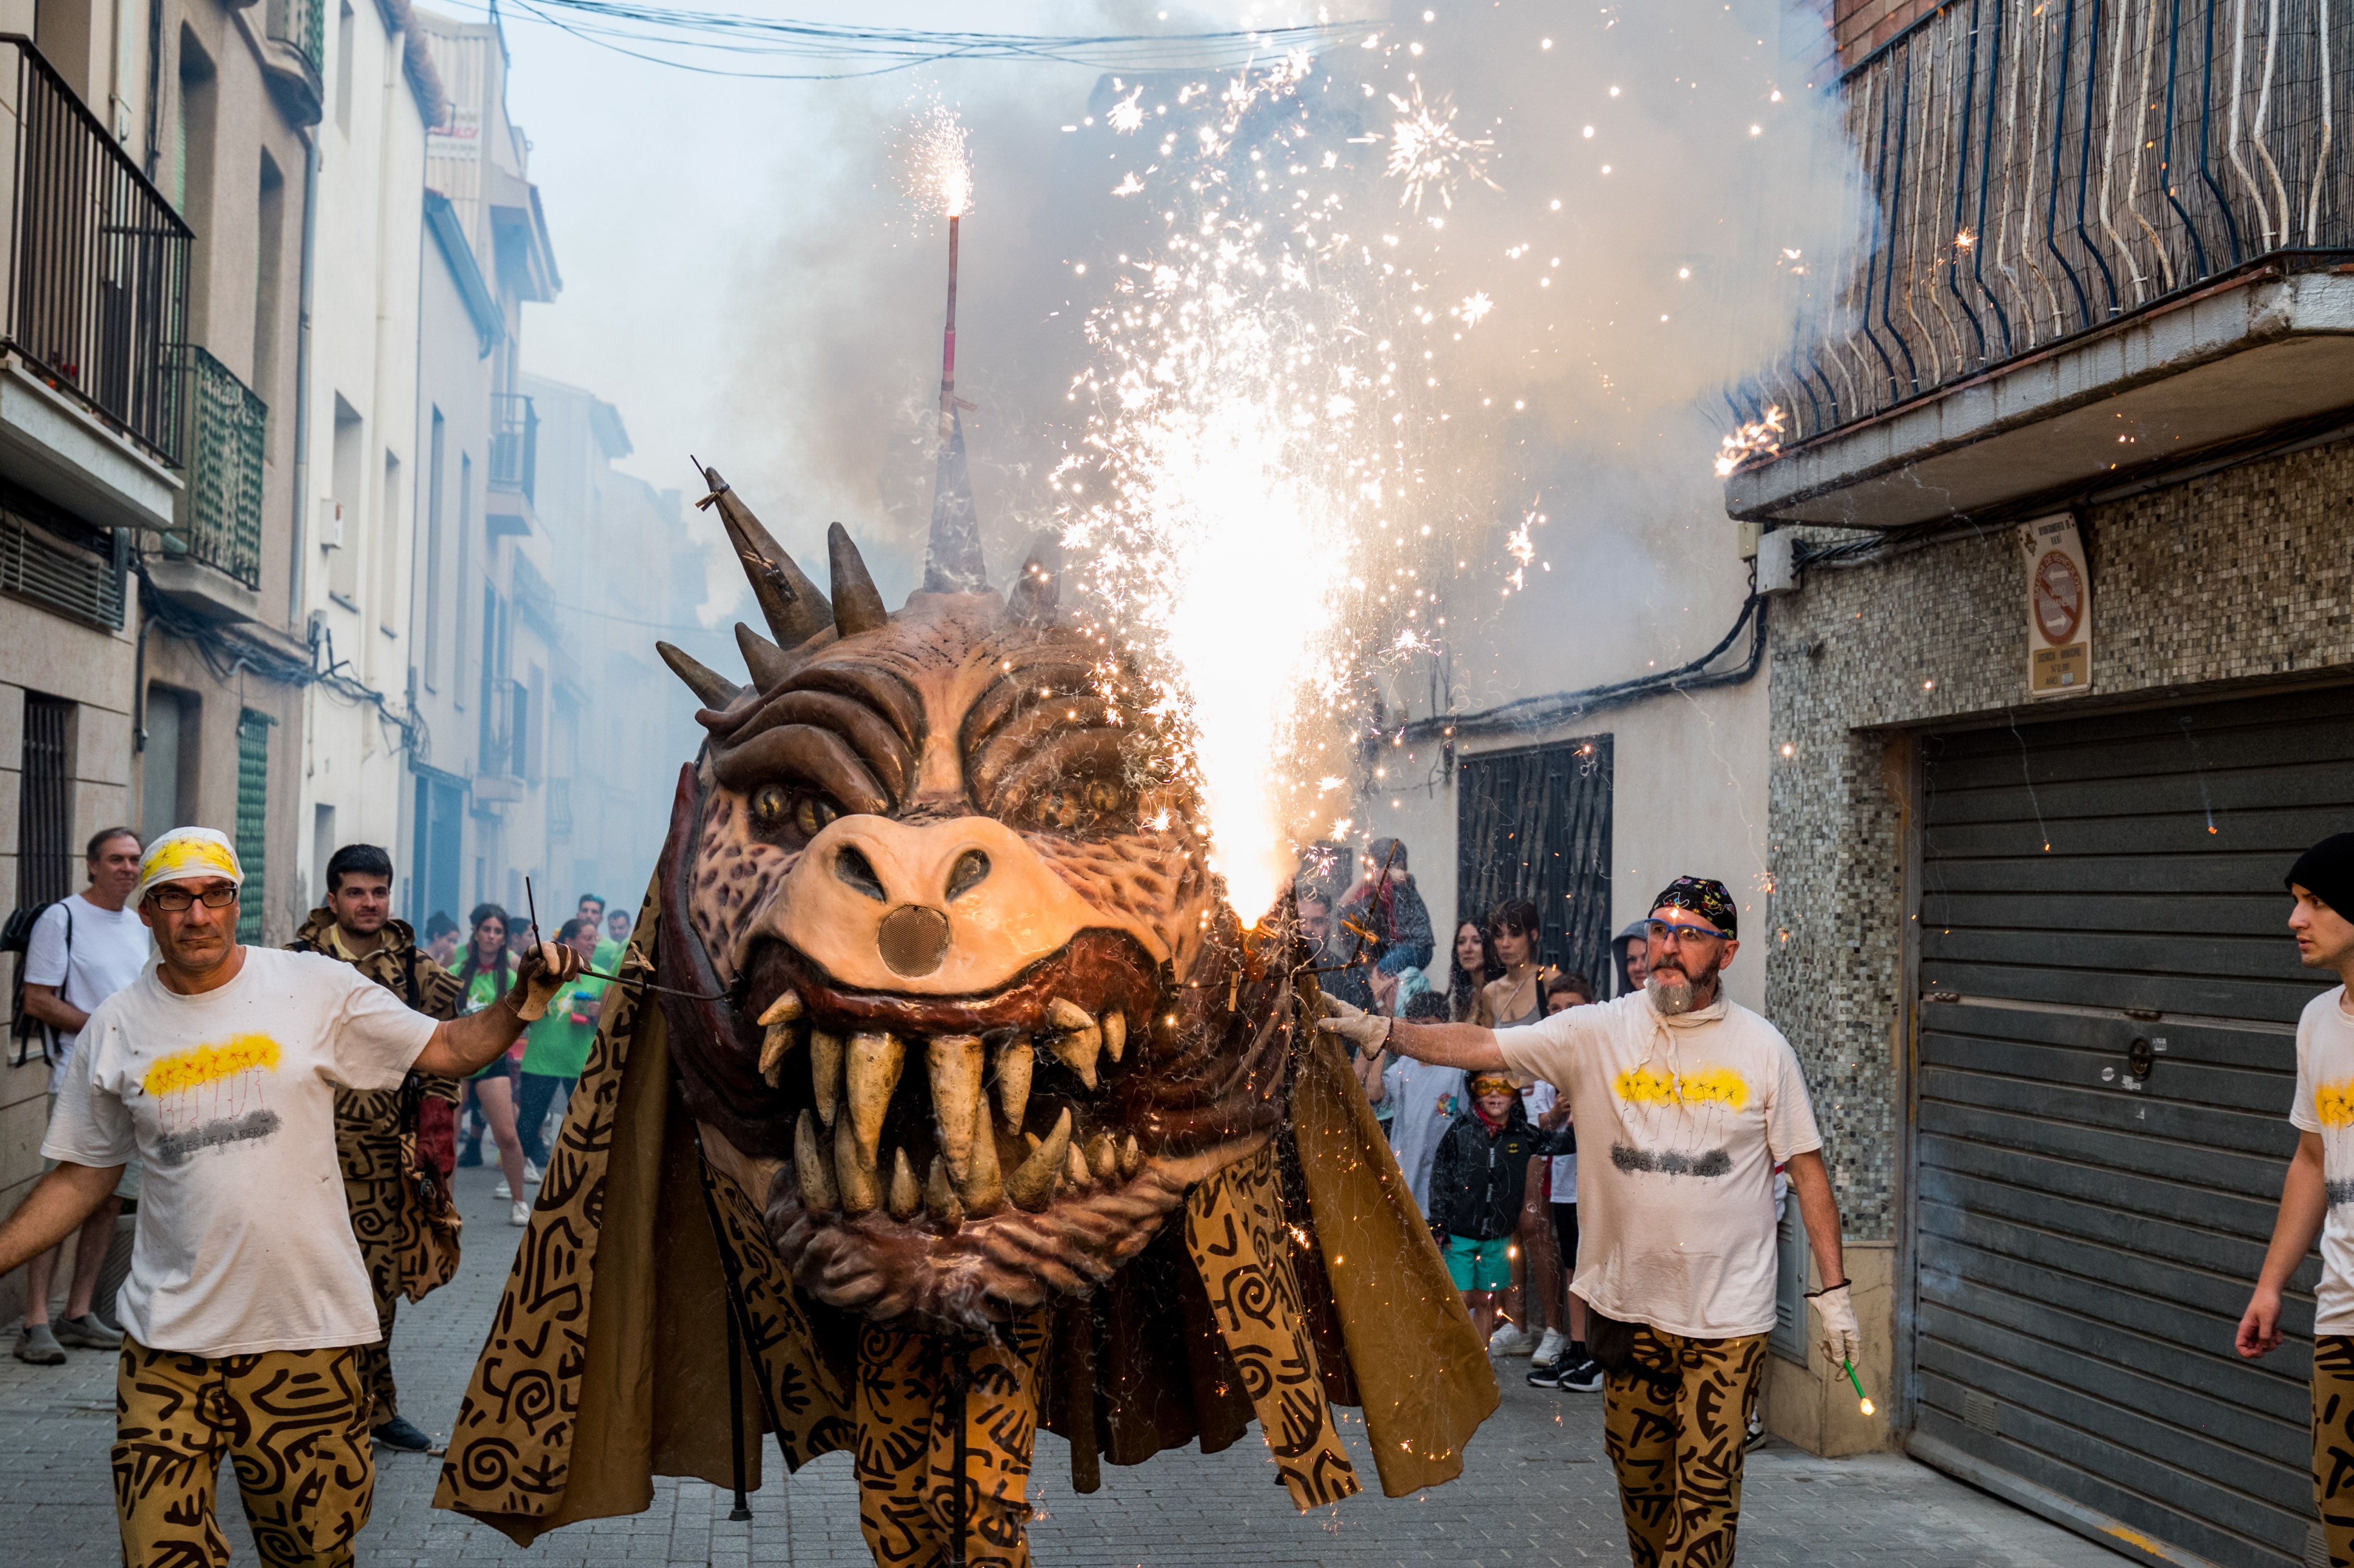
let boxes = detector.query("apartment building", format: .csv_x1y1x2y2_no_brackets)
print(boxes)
1722,3,2354,1562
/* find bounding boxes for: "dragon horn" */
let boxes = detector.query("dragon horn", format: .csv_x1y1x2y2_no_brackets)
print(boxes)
828,522,889,637
657,641,741,709
735,622,794,689
1006,530,1063,623
697,464,831,646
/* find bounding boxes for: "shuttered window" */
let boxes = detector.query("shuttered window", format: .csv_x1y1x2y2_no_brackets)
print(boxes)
234,709,270,942
1456,735,1613,990
17,695,73,907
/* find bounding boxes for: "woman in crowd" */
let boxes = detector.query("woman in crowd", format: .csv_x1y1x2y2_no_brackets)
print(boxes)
1445,919,1501,1025
454,904,533,1225
1481,898,1559,1358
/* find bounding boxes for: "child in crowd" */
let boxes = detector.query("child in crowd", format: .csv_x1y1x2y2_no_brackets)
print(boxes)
1527,970,1601,1391
1428,1070,1573,1351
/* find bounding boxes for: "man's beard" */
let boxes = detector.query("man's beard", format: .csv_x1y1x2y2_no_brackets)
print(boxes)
1647,959,1720,1016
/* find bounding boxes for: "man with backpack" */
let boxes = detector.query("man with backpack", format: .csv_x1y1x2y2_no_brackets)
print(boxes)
11,827,146,1365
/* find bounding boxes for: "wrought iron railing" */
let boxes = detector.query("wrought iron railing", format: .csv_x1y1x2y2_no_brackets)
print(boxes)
490,393,537,506
1733,0,2354,448
265,0,326,77
165,346,266,589
1,35,191,463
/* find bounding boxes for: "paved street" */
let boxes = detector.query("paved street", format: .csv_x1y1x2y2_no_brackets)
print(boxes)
2,1164,2129,1566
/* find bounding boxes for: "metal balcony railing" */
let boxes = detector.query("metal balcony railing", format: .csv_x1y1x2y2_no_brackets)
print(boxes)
1731,0,2354,450
489,393,537,505
165,345,266,589
265,0,325,77
1,36,191,463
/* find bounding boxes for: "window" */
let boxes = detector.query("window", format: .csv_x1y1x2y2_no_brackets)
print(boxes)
327,393,361,603
235,709,271,941
333,0,354,136
454,452,472,709
253,152,285,410
17,695,75,909
1455,735,1616,995
378,449,400,634
140,685,198,846
174,30,217,229
424,409,444,688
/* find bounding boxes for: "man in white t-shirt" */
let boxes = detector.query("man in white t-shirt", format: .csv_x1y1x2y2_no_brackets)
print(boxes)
15,825,146,1366
2237,832,2354,1566
0,826,583,1566
1323,874,1857,1567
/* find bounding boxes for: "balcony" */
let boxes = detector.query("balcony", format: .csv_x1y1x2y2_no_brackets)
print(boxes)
1726,0,2354,528
485,392,537,538
0,36,191,531
547,776,572,838
259,0,325,127
476,675,531,794
146,346,266,618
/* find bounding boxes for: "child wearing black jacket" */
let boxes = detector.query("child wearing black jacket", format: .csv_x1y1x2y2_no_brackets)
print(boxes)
1429,1071,1574,1350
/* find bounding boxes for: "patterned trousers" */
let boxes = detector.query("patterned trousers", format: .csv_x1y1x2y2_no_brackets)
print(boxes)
113,1339,375,1567
2314,1336,2354,1565
854,1316,1049,1568
335,1104,406,1427
1602,1323,1768,1568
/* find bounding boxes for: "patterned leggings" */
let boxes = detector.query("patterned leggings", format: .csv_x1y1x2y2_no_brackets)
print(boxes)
854,1316,1049,1568
2316,1336,2354,1565
1602,1324,1767,1568
113,1340,375,1567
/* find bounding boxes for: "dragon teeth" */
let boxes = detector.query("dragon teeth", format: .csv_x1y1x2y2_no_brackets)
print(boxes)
1086,1131,1117,1183
959,1103,1005,1216
760,1022,797,1087
834,1104,879,1214
925,1154,964,1230
1007,1107,1073,1213
886,1147,920,1220
1064,1141,1093,1192
757,990,805,1026
1103,1011,1126,1063
795,1110,836,1211
1117,1132,1142,1180
846,1032,903,1171
1046,998,1095,1033
995,1038,1033,1131
929,1035,984,1183
1047,1024,1102,1091
810,1031,844,1130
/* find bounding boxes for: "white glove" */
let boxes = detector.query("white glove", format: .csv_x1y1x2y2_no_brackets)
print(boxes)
1809,1280,1861,1371
512,940,576,1023
1316,994,1393,1054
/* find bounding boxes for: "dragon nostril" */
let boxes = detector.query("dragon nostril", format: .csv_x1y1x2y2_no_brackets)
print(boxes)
946,849,992,901
878,905,951,977
834,846,888,903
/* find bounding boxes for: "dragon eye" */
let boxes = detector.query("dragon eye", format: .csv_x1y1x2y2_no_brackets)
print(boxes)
749,785,839,840
1084,779,1126,817
795,795,839,837
750,784,791,827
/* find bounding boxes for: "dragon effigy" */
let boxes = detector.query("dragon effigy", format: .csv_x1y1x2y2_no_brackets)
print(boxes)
433,471,1496,1565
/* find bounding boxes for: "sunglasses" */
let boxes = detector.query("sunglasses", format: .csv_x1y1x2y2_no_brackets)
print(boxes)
148,884,238,911
1645,918,1727,944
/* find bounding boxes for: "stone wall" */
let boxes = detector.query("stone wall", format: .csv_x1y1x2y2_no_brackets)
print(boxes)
1761,435,2354,1242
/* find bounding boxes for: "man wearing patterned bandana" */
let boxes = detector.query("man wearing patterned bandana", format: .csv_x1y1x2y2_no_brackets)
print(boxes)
0,826,582,1567
1324,873,1856,1567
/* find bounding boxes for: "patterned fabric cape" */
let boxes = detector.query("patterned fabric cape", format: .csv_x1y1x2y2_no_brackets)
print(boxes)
433,882,1497,1545
290,910,467,1301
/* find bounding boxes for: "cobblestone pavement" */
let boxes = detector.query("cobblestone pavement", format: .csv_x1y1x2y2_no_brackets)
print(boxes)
2,1162,2131,1566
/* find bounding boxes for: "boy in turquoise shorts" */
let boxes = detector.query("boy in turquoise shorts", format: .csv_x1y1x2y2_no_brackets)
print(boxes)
1429,1069,1573,1351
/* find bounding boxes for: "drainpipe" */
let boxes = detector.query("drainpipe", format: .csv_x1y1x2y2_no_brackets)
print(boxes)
287,125,320,629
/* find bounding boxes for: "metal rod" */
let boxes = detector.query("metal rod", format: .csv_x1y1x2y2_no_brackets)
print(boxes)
726,1301,751,1521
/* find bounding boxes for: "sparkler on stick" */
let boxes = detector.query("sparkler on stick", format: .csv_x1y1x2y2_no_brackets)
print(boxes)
905,104,987,593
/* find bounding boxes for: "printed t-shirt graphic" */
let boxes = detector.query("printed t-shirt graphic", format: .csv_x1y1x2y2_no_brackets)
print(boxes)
1498,990,1822,1339
2290,986,2354,1333
42,948,439,1355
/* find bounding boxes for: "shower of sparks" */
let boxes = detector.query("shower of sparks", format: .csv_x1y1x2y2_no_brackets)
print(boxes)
1108,85,1147,133
896,101,973,218
1457,291,1493,325
1712,404,1786,477
1370,79,1497,213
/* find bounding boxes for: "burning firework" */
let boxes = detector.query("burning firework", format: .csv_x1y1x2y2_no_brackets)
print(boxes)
1372,79,1497,213
896,100,973,218
1713,404,1786,477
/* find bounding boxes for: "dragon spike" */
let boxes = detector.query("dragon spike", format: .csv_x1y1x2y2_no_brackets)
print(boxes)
735,622,794,690
922,406,989,594
657,641,741,710
698,464,832,646
827,522,890,637
1006,531,1062,624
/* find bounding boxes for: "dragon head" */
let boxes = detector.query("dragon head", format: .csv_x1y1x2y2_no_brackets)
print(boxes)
655,472,1291,1332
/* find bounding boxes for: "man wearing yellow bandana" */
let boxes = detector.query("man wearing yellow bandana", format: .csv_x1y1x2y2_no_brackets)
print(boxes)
1322,874,1854,1568
0,826,583,1567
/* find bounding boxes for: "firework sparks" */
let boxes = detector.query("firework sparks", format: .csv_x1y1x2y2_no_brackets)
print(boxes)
1372,79,1496,213
1713,405,1787,477
897,101,973,218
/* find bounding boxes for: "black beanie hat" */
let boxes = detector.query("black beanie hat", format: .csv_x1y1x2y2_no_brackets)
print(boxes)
2286,832,2354,919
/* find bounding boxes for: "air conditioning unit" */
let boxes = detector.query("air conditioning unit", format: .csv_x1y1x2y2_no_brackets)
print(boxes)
318,497,345,550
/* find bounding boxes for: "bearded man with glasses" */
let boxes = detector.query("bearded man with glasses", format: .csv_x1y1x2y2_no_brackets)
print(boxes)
1322,874,1854,1568
0,827,584,1566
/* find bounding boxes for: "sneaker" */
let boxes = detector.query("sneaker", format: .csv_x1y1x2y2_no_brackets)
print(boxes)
53,1314,122,1350
509,1199,530,1227
13,1324,66,1365
374,1415,433,1453
1526,1361,1568,1390
524,1160,542,1187
1558,1357,1604,1392
1488,1323,1536,1357
1532,1327,1568,1368
493,1177,511,1199
456,1145,483,1169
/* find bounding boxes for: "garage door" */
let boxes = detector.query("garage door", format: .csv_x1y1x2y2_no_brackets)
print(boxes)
1912,684,2354,1568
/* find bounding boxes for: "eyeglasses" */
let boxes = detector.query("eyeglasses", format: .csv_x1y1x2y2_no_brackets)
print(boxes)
148,883,238,911
1645,918,1726,944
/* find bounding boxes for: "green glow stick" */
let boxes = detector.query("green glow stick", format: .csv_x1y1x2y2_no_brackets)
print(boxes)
1842,1358,1875,1415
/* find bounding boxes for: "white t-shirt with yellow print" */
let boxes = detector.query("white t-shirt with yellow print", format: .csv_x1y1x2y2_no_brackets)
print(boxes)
42,947,438,1356
1498,989,1824,1339
2289,985,2354,1335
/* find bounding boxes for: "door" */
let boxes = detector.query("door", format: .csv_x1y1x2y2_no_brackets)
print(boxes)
1456,735,1614,993
1911,685,2354,1567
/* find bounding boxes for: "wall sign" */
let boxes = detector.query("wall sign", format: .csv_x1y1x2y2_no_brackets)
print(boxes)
2023,513,2093,699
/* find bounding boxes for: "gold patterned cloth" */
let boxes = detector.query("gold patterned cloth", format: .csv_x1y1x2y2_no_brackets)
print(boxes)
434,885,1497,1548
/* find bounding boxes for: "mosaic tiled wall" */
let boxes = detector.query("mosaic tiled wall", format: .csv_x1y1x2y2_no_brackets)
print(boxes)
1762,437,2354,1240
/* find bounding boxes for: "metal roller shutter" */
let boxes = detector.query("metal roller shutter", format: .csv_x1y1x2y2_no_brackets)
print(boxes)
1912,684,2354,1568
